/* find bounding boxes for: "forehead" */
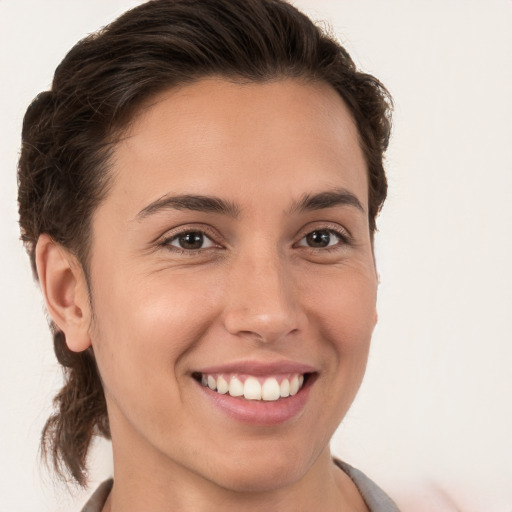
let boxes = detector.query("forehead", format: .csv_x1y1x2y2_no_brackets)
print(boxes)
104,78,368,219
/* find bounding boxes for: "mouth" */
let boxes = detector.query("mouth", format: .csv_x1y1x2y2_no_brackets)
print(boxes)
192,361,317,425
192,372,311,401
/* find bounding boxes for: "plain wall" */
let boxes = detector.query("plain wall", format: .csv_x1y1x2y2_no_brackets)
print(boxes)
1,1,510,511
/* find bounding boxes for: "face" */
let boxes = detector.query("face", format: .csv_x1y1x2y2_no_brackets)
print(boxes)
86,78,377,493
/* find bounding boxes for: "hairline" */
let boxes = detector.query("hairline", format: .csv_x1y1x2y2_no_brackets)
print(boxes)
76,73,375,279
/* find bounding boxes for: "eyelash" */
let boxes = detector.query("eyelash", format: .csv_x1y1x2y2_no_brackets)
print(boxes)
295,224,352,252
158,226,221,255
158,224,352,254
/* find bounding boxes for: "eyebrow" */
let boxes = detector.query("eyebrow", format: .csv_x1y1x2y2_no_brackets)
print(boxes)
291,188,365,214
135,193,241,221
135,188,364,222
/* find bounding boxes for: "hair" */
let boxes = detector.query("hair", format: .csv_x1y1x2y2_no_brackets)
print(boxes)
18,0,392,487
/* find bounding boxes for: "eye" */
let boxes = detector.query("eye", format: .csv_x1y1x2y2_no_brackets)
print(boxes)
297,229,345,249
166,231,217,251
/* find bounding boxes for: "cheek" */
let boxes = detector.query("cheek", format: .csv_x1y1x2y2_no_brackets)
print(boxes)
302,264,377,398
304,266,378,348
88,269,221,404
297,266,377,435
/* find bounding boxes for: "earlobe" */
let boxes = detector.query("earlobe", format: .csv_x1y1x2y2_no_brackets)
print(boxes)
35,234,92,352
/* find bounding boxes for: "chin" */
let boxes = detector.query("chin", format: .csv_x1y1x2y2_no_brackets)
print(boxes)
204,442,313,494
216,465,302,494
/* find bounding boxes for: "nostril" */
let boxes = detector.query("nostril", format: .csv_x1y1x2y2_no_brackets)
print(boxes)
223,313,302,344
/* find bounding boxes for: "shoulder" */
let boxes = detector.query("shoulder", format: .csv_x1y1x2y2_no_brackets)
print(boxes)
80,479,113,512
334,459,400,512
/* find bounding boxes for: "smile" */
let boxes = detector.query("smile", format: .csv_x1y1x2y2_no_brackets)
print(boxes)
196,373,306,401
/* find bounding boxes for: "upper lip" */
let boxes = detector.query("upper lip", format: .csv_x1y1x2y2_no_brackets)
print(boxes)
195,360,317,376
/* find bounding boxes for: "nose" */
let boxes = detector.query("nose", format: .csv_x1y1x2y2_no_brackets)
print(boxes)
222,251,305,344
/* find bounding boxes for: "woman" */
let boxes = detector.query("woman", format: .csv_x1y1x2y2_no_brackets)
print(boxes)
17,0,395,510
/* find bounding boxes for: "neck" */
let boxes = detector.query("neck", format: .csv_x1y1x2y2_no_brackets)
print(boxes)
103,407,368,512
105,445,367,512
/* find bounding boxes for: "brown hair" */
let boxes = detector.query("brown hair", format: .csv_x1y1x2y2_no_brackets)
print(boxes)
18,0,392,486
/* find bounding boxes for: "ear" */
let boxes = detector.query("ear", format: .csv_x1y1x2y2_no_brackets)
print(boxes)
35,234,92,352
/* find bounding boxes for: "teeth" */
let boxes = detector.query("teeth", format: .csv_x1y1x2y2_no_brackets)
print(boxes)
216,375,229,394
207,375,216,390
289,375,299,396
290,375,301,396
199,373,306,401
228,376,244,397
244,377,261,400
280,378,290,398
262,378,280,401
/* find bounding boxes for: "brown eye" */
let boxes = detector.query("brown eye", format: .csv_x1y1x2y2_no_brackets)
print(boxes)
168,231,215,250
298,229,343,248
306,230,331,247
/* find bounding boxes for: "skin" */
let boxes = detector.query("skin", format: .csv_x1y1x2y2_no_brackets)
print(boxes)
37,78,378,511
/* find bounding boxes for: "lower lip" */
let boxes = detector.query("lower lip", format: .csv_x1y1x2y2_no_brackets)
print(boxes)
196,377,314,426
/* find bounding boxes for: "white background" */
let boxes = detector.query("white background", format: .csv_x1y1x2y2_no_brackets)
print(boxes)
1,1,511,511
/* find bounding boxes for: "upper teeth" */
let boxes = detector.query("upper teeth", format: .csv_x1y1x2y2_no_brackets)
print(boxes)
200,373,305,401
